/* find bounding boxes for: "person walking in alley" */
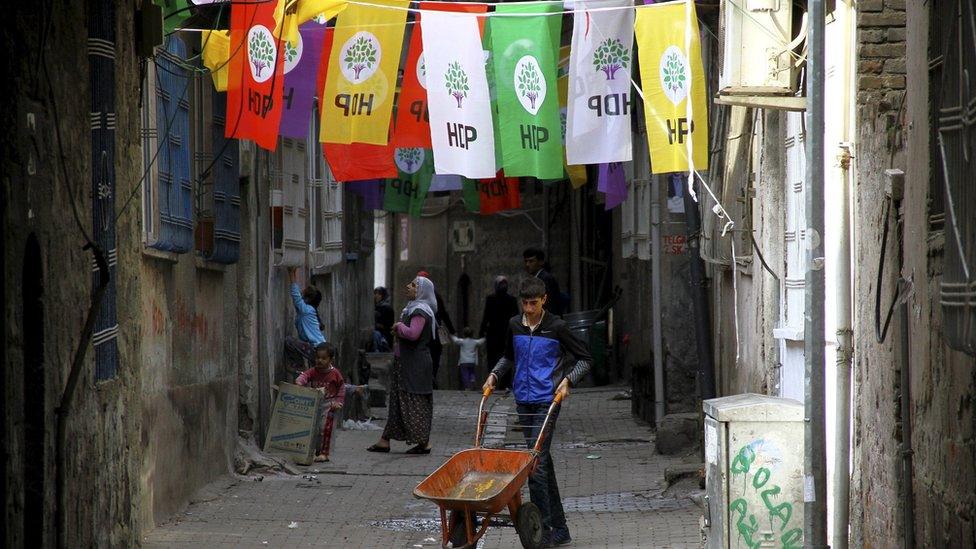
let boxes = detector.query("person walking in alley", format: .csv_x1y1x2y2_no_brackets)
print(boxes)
479,275,519,389
449,327,485,390
523,248,565,315
416,270,455,389
285,267,326,376
367,276,438,455
373,286,394,352
296,343,344,462
482,277,591,546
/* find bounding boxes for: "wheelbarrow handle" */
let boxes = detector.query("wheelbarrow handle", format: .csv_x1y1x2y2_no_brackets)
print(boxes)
474,389,492,447
532,395,565,454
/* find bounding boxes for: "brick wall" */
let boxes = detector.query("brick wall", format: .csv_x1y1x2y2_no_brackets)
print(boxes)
851,1,908,546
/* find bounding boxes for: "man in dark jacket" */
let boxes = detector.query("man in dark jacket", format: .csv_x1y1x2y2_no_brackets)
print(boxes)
373,286,394,351
478,275,519,389
523,247,564,315
417,271,455,388
483,277,591,547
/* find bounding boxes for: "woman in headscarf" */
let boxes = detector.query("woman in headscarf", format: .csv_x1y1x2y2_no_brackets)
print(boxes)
367,276,437,454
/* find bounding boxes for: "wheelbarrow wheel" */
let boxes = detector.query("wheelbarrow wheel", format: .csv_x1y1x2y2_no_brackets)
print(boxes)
515,502,544,549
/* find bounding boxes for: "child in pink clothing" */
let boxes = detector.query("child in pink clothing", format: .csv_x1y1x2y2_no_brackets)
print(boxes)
296,343,345,462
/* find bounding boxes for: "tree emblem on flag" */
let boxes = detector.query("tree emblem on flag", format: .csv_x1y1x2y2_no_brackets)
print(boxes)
247,25,277,83
283,32,303,75
394,148,425,174
659,46,689,106
514,55,547,116
340,32,381,82
593,38,630,80
445,61,470,108
417,53,428,90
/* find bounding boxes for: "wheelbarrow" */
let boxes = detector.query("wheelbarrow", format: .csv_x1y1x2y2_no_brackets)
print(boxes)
413,388,564,548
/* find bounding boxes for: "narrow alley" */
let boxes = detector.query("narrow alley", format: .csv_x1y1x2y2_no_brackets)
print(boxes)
143,389,703,548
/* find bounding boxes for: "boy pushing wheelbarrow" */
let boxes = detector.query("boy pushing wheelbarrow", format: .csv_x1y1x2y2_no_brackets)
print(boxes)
415,277,592,548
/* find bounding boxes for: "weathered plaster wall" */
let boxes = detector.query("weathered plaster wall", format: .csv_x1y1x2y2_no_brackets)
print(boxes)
2,1,141,546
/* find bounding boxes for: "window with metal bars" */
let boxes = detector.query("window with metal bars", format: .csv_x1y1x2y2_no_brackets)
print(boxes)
932,0,975,356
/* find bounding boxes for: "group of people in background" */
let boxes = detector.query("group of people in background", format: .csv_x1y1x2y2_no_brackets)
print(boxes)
285,248,588,545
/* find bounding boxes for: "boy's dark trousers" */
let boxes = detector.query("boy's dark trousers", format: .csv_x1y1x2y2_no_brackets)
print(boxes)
517,402,568,537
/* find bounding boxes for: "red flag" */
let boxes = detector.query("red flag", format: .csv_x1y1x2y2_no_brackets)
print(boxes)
226,0,284,151
323,141,397,181
477,172,520,215
315,27,335,108
392,3,486,148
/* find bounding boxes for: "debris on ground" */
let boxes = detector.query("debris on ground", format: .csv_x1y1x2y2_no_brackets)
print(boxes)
288,521,299,529
233,432,300,476
585,454,601,460
342,419,384,431
610,389,632,401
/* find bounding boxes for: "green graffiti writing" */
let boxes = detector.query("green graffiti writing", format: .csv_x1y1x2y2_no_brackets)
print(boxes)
728,441,801,549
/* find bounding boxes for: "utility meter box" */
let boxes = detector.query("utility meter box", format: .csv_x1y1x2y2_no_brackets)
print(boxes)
702,394,805,548
719,0,798,95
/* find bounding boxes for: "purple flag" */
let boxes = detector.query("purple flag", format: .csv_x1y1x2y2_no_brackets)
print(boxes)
598,162,628,210
346,180,384,210
429,174,463,192
279,23,326,138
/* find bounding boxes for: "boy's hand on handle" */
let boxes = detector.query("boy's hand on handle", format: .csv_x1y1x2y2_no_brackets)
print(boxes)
555,378,571,402
482,373,497,394
330,402,343,410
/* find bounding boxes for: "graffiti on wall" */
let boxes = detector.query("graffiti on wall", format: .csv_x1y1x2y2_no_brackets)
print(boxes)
729,439,802,549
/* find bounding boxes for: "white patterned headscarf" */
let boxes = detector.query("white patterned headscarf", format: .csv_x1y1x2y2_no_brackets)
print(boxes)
402,276,438,335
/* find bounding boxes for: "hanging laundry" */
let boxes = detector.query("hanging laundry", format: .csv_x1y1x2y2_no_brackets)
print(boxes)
320,0,409,145
567,0,635,165
488,3,564,180
635,1,709,173
421,10,497,179
225,0,285,151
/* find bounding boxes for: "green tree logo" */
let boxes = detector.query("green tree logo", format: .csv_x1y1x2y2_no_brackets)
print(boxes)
416,53,427,90
445,61,470,108
659,45,689,105
514,55,547,115
283,32,303,75
593,38,630,81
247,25,277,83
395,148,425,174
341,32,381,82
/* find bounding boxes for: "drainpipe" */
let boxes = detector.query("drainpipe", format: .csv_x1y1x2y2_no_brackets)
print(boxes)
804,0,829,545
650,176,665,425
832,3,856,547
683,176,716,401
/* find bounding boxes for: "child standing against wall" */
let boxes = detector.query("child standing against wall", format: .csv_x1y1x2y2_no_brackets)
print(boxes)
296,343,344,462
450,327,485,390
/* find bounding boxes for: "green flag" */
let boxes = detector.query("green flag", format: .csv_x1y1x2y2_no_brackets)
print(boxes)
489,4,564,179
155,0,191,34
383,148,433,217
461,178,480,213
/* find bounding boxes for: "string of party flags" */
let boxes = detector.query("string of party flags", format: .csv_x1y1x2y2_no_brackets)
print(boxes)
192,0,709,214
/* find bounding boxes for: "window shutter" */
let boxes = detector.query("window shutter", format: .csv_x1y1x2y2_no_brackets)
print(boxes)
152,36,194,253
207,90,241,264
318,167,344,268
274,138,309,266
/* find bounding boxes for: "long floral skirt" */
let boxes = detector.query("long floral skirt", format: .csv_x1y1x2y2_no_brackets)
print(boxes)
382,364,433,445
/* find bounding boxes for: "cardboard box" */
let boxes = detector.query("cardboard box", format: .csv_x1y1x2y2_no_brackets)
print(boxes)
264,383,325,465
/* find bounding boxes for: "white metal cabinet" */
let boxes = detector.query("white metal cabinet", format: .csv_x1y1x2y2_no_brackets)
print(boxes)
703,394,805,549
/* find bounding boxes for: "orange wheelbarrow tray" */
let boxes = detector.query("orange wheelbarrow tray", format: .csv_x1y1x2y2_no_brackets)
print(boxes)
413,390,564,549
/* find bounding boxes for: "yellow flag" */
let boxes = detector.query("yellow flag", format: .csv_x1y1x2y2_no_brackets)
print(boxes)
320,0,408,145
273,0,347,46
635,1,708,173
558,74,588,188
201,30,230,91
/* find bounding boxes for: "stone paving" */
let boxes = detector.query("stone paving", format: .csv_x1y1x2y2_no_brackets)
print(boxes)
143,387,704,548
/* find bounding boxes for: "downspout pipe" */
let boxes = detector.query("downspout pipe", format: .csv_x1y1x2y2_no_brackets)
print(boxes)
683,175,716,401
832,3,856,547
650,176,665,425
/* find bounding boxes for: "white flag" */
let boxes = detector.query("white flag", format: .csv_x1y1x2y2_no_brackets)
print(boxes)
566,0,635,165
430,174,463,192
421,11,497,179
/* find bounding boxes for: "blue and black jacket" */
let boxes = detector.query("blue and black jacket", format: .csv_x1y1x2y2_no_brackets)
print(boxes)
490,312,592,404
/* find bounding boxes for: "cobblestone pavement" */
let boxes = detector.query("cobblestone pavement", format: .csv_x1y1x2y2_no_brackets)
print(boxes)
144,387,704,548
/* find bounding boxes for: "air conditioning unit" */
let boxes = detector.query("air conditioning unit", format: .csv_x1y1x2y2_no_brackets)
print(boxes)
719,0,804,107
702,394,805,548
